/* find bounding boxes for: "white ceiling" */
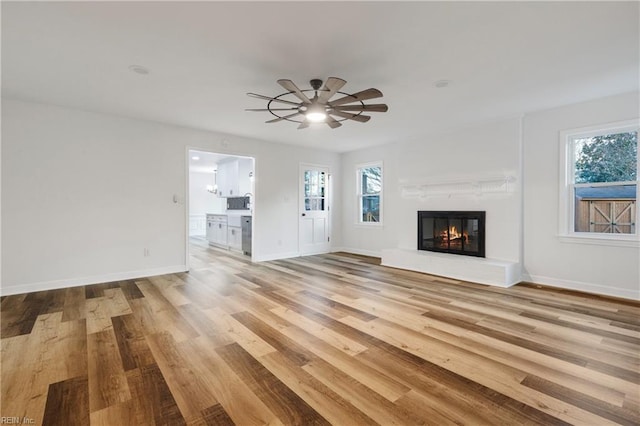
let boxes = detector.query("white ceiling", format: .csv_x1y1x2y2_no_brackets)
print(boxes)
2,1,638,153
188,149,250,174
189,150,226,174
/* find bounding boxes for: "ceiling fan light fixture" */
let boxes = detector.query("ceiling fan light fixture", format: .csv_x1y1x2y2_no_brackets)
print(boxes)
246,77,387,129
305,104,327,122
306,112,327,122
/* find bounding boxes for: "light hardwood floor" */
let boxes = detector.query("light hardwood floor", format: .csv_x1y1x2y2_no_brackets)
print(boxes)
1,238,639,425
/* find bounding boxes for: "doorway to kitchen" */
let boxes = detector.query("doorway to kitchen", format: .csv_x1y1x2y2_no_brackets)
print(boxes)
186,149,255,269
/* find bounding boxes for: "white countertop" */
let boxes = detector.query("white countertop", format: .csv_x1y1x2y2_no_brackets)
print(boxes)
206,211,251,216
206,214,251,228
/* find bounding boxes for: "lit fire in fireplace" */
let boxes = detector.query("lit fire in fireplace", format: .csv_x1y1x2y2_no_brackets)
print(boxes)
439,226,469,243
418,211,485,257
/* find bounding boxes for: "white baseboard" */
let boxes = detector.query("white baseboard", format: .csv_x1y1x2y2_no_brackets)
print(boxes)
0,265,188,296
252,251,300,263
254,247,381,263
331,247,381,258
522,273,640,300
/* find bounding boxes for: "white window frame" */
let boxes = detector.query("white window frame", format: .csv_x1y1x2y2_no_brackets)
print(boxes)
356,161,383,226
558,119,639,247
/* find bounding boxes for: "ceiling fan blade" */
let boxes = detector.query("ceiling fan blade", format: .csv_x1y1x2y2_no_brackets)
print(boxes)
247,92,301,107
245,108,298,112
328,88,383,106
277,79,311,104
329,110,371,123
317,77,347,104
298,121,310,130
325,116,342,129
333,103,388,113
265,112,302,123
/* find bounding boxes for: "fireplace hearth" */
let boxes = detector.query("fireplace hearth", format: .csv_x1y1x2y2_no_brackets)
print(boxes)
418,211,485,258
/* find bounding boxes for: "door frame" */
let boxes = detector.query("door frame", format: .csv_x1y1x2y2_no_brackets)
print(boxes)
185,147,256,271
298,162,332,256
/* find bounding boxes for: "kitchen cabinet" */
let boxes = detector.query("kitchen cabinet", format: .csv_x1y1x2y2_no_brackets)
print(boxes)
206,214,249,253
214,222,228,247
237,158,253,196
227,215,242,251
217,160,238,197
206,216,215,242
227,226,242,251
207,214,228,247
217,158,253,198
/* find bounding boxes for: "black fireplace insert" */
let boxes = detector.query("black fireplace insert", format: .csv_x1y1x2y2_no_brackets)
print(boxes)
418,211,485,257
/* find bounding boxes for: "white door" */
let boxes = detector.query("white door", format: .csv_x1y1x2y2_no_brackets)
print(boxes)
299,164,331,255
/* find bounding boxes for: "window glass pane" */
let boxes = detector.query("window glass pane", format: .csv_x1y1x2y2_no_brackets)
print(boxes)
574,184,636,234
305,169,328,211
361,166,382,195
574,131,637,184
304,171,312,197
362,195,380,222
305,170,328,198
305,197,324,211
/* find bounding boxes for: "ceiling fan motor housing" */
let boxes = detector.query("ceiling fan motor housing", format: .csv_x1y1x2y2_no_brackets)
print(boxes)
310,79,323,91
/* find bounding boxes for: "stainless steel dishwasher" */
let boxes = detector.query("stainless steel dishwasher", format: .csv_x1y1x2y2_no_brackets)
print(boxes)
241,216,252,256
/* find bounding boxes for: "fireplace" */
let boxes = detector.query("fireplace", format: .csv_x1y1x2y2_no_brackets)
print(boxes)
418,211,485,258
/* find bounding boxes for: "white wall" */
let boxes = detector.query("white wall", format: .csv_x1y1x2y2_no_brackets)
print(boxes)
1,99,341,294
340,118,522,263
340,93,639,299
522,91,640,299
3,94,637,300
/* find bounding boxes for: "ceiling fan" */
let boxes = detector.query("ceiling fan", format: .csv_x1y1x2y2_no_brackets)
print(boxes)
246,77,388,129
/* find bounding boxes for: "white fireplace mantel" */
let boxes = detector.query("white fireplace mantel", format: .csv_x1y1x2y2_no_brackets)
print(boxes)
399,175,516,198
381,248,521,287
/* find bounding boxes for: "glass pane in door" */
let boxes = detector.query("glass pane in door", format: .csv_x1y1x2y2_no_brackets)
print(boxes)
304,170,327,211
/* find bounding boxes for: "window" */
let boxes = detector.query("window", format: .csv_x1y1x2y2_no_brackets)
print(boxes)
357,162,383,224
303,169,326,211
559,120,639,244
